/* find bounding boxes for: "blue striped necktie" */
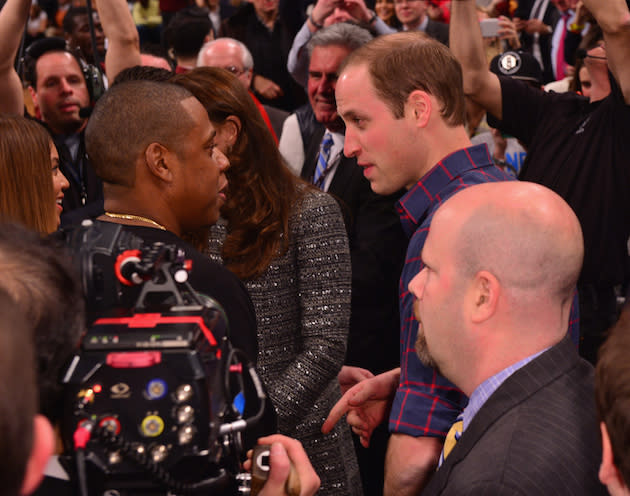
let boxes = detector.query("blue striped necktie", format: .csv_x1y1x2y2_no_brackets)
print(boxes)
438,412,464,468
313,132,334,189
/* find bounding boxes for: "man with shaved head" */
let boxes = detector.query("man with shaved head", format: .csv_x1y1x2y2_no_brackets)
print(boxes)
412,181,604,495
81,79,260,361
324,181,605,494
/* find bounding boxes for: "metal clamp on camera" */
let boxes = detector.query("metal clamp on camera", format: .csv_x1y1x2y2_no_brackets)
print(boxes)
60,220,267,495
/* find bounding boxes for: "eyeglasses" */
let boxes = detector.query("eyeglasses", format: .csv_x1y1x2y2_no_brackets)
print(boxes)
222,66,246,76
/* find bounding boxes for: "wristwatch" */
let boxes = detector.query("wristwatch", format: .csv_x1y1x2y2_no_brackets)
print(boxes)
309,12,323,29
493,157,509,168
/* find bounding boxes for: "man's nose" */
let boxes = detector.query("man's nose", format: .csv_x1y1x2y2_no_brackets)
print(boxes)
59,78,73,94
214,148,230,171
408,267,427,299
317,76,335,94
343,127,359,158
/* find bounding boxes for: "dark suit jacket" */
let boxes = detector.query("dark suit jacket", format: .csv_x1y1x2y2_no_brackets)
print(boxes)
302,125,407,374
219,3,306,111
53,130,103,217
262,104,289,142
515,0,560,84
425,18,449,46
422,336,607,496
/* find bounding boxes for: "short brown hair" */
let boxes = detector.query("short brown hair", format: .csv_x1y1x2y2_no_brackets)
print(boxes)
85,80,195,187
0,115,56,233
596,314,630,487
340,31,466,126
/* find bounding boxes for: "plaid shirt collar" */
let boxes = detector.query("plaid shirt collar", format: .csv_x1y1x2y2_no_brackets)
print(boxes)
396,144,494,237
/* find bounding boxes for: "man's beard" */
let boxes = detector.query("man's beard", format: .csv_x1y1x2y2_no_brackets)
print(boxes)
415,325,439,371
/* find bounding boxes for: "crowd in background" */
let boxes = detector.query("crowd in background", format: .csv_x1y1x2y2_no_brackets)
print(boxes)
0,0,630,495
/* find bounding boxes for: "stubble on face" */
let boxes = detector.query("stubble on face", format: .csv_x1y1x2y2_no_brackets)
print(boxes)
413,298,439,369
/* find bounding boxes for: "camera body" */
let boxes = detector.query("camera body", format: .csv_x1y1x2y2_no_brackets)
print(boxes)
61,304,234,494
60,220,264,495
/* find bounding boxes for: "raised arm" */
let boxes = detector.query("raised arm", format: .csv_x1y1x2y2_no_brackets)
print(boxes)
0,0,29,114
287,0,341,87
450,0,503,120
98,0,141,82
287,0,394,87
582,0,630,103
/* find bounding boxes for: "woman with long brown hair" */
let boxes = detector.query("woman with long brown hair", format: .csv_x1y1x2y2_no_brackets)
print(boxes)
174,67,362,495
0,114,69,233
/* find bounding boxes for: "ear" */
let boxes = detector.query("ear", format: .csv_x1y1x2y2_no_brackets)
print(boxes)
406,90,432,128
144,142,174,184
221,115,242,148
470,270,499,323
599,422,629,493
21,415,55,495
244,68,254,89
28,86,41,119
28,86,37,106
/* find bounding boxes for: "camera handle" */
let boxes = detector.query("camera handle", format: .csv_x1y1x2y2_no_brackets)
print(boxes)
236,444,300,496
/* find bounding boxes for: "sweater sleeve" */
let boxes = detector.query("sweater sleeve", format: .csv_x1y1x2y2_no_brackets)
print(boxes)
266,191,351,430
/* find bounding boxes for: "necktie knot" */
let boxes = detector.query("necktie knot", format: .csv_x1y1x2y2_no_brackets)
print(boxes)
314,132,334,189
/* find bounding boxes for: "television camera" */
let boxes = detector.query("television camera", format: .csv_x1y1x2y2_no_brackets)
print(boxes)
60,220,269,495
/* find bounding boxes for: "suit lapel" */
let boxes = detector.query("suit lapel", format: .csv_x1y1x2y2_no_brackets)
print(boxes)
301,126,325,182
427,336,580,494
327,154,357,198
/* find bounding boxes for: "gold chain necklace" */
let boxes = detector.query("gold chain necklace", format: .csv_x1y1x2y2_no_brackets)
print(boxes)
104,212,167,231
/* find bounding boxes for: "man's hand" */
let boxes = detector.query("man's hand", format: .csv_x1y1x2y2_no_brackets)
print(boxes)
322,368,400,448
338,365,374,395
245,435,320,496
524,18,550,35
310,0,342,29
340,0,372,23
427,3,444,22
497,16,521,49
253,75,284,100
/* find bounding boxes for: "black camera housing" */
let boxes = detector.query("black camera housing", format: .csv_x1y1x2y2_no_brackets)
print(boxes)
59,221,264,495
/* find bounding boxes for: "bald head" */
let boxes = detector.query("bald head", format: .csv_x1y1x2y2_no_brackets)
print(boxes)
197,38,253,89
411,182,583,393
440,182,583,305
